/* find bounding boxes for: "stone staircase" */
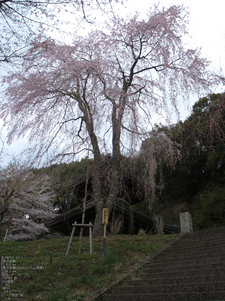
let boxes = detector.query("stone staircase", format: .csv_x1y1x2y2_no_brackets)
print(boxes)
101,227,225,301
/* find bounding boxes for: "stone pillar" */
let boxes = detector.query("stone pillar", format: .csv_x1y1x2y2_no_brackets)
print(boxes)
179,212,193,233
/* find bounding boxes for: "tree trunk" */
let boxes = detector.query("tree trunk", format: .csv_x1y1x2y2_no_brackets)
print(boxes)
0,189,14,225
93,199,104,236
78,162,89,254
92,155,105,237
106,152,120,215
106,102,123,216
91,146,104,236
82,111,104,236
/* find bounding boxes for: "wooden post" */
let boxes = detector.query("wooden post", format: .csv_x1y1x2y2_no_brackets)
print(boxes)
102,208,109,258
4,228,9,242
89,222,92,254
129,210,134,235
79,155,89,254
66,222,93,257
66,221,77,257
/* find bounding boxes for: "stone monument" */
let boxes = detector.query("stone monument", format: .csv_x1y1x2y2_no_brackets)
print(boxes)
179,212,193,233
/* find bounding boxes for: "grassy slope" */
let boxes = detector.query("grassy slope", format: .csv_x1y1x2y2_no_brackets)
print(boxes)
0,234,178,301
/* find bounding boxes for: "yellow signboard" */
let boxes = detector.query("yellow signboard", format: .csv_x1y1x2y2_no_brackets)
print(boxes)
102,208,109,224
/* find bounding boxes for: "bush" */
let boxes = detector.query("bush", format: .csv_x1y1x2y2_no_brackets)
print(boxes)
193,186,225,230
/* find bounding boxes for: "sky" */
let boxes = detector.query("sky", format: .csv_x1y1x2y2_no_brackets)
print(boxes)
124,0,225,76
42,0,225,119
1,0,225,164
104,0,225,121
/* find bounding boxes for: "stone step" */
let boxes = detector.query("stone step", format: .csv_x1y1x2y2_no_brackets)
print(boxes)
167,237,225,246
176,234,225,242
136,266,225,279
144,257,225,269
171,238,225,250
152,255,225,266
154,250,225,261
153,252,224,263
125,273,225,285
179,229,225,238
142,261,225,274
103,291,225,301
111,281,225,294
188,227,225,236
170,231,225,240
167,242,225,252
176,233,225,241
182,233,225,239
160,244,225,255
99,227,225,301
188,227,225,234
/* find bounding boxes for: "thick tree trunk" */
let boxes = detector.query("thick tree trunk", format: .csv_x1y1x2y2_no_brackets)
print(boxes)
104,77,130,218
93,199,104,236
91,153,105,237
106,152,120,215
106,102,123,216
91,141,104,236
81,110,104,236
92,155,104,236
79,89,127,236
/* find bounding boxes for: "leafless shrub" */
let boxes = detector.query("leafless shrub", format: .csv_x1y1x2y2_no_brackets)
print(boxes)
138,228,146,236
109,214,123,235
153,213,164,235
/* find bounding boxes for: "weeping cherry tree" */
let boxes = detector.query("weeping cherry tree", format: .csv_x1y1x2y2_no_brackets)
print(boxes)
1,5,219,235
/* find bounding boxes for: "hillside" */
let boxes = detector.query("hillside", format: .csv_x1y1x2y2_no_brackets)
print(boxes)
0,233,178,301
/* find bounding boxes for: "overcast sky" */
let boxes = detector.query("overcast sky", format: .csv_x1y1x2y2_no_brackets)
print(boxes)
61,0,225,113
114,0,225,74
2,0,225,164
57,0,225,77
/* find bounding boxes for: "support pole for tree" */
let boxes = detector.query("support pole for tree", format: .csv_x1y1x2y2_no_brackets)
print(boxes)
78,201,85,254
102,208,109,258
129,210,134,235
4,228,9,242
66,221,77,257
89,222,93,254
3,212,13,242
66,222,93,257
78,151,89,254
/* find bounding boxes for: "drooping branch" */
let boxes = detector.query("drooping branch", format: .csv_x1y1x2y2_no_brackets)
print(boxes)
1,5,219,235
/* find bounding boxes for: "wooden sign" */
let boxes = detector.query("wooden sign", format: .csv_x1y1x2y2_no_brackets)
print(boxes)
102,208,109,224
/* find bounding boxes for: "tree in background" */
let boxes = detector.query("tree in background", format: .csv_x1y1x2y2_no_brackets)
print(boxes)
1,5,219,235
179,93,225,228
137,126,181,203
0,161,57,241
175,93,225,192
152,93,225,228
0,160,25,225
5,171,57,241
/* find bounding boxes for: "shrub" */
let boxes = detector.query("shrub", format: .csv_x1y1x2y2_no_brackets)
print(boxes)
193,186,225,229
